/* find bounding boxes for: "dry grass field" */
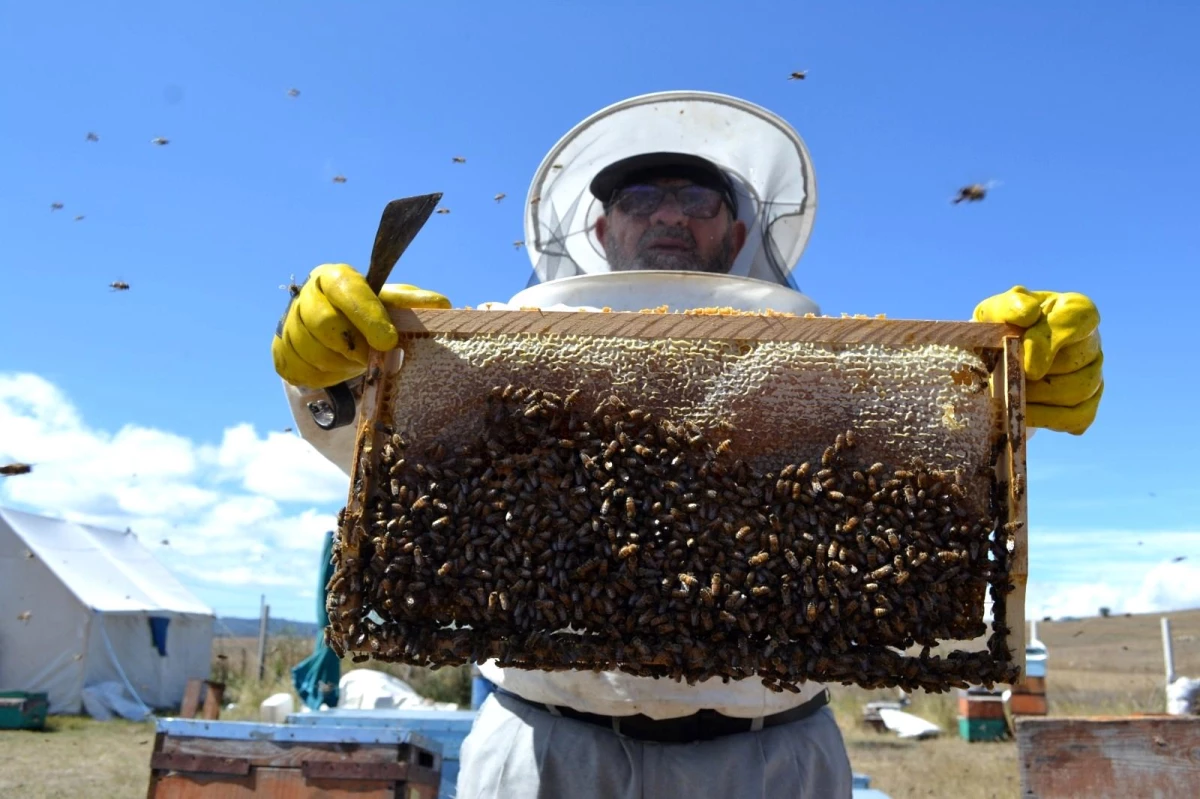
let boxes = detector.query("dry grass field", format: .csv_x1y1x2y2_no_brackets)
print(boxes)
3,609,1197,798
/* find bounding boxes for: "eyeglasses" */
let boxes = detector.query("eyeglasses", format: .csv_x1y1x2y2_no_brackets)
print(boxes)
610,184,728,219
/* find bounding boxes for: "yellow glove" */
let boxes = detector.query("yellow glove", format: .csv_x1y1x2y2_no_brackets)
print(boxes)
272,263,451,388
973,286,1103,435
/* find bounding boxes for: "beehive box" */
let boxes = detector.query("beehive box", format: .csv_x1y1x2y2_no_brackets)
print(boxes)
327,308,1029,693
146,719,442,799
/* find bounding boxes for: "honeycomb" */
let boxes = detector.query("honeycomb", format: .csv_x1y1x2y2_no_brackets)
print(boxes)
327,311,1024,692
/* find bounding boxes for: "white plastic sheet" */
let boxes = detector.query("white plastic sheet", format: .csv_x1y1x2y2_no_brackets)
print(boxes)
338,669,459,711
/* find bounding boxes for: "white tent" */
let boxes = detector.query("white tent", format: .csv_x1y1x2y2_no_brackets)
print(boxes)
0,506,215,715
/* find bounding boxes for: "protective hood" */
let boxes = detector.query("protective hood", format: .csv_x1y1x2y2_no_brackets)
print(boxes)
524,90,818,290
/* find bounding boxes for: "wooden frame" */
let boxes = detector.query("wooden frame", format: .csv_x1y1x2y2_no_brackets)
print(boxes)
339,309,1029,686
1017,716,1200,798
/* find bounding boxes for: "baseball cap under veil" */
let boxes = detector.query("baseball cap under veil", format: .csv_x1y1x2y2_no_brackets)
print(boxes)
522,91,818,290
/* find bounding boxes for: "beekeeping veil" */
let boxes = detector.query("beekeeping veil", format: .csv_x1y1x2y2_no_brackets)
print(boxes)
523,91,818,290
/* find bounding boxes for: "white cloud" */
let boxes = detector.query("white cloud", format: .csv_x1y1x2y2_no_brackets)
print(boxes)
0,372,345,621
1027,528,1200,620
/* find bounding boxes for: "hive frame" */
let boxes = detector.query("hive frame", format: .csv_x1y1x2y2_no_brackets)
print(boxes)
338,309,1029,684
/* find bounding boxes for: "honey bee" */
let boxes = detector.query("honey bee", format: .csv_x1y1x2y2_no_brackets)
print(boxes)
952,181,1000,204
150,137,169,146
85,131,99,142
109,281,130,291
452,156,466,164
50,202,63,211
1,462,33,476
280,274,301,297
436,208,451,215
332,175,347,183
788,71,807,80
715,439,732,456
287,88,300,97
494,193,506,202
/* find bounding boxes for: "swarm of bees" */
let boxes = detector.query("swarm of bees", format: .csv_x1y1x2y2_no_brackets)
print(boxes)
1,462,33,476
325,387,1018,693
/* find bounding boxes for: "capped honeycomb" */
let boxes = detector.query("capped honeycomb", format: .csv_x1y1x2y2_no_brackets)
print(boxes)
328,309,1027,692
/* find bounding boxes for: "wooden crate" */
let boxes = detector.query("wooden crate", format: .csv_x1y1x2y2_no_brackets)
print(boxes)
1012,675,1046,694
958,689,1007,720
1017,716,1200,799
1008,692,1048,715
332,309,1029,690
147,719,442,799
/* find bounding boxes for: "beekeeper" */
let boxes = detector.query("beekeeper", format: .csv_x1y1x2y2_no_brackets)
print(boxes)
272,91,1104,799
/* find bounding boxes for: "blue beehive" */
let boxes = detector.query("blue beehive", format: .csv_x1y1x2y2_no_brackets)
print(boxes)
288,708,477,799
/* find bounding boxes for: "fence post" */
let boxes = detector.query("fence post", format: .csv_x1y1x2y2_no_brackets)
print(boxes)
257,595,270,681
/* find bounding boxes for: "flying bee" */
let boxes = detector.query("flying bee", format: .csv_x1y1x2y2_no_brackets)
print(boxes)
280,274,301,297
452,156,466,164
74,215,85,221
494,193,506,202
512,240,524,250
109,281,130,291
150,137,169,146
1,462,33,476
50,202,63,211
17,611,31,622
952,180,1000,204
551,163,563,170
436,208,451,215
287,88,300,97
332,175,347,183
86,131,99,142
788,70,807,80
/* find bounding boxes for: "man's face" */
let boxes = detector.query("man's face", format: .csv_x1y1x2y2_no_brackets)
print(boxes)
594,177,748,273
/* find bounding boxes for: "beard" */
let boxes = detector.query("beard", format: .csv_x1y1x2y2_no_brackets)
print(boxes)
604,226,735,273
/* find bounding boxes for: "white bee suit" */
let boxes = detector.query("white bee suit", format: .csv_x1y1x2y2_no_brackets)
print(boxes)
285,91,852,798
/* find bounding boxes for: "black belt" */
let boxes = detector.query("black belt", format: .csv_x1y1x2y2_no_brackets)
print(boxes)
495,687,830,744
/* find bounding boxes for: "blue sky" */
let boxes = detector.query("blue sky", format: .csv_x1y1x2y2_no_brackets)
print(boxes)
2,1,1197,622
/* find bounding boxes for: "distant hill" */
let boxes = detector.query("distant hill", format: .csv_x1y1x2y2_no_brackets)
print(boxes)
215,616,321,638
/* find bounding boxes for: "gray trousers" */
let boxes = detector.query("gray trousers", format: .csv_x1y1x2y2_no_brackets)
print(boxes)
455,691,854,799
